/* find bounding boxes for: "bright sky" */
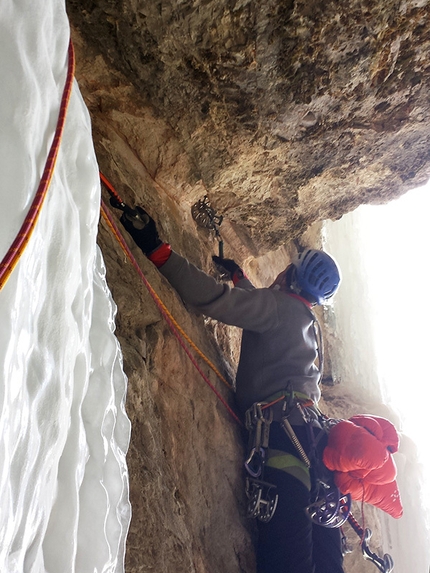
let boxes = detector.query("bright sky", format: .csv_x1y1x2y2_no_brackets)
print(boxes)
324,180,430,571
328,182,430,500
355,183,430,426
353,180,430,504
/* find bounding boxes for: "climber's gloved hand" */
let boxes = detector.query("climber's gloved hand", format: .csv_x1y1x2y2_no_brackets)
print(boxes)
120,206,162,255
212,256,244,282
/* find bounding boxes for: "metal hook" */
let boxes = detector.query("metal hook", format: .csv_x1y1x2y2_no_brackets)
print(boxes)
347,514,394,573
244,447,265,478
361,528,394,573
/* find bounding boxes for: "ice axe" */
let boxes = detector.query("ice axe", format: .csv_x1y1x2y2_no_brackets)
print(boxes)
191,195,224,258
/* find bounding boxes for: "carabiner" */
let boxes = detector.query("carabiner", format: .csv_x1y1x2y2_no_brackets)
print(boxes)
245,447,265,478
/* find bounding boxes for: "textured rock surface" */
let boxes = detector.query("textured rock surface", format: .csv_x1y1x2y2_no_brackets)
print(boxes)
66,1,430,571
69,0,430,255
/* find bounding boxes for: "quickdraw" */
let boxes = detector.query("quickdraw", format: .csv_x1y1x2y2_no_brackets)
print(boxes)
244,402,278,522
346,513,394,573
244,402,273,477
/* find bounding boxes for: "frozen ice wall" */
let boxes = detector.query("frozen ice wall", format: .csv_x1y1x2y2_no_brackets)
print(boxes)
0,2,131,572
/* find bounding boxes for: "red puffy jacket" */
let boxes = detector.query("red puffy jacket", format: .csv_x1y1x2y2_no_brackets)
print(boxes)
322,415,403,519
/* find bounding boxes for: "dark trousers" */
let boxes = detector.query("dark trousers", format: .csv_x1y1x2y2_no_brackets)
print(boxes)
256,425,344,573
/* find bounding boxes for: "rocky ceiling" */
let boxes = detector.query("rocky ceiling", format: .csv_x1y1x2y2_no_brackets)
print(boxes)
66,2,429,572
68,0,430,255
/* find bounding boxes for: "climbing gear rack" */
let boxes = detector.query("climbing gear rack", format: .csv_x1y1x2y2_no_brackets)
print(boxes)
243,402,278,522
243,394,353,528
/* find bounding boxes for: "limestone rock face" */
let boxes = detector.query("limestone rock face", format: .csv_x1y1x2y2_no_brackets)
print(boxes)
69,0,430,254
66,1,429,572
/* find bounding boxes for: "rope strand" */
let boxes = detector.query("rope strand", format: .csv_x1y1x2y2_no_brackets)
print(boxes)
100,199,242,426
0,40,75,291
99,173,235,392
99,173,234,393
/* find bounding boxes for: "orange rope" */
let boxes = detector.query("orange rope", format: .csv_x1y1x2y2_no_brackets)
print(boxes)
360,483,366,543
100,200,241,425
0,40,75,291
99,173,234,393
100,171,124,205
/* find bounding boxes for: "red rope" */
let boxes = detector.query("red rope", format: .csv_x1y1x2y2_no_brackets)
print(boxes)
0,40,75,291
100,171,124,205
100,200,243,427
360,482,366,542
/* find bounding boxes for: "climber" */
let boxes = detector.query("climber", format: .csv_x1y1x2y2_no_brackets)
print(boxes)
118,205,401,573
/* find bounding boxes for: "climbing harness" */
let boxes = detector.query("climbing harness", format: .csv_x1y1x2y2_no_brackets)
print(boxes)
243,392,350,528
99,174,242,427
243,392,395,572
0,40,75,292
191,195,224,258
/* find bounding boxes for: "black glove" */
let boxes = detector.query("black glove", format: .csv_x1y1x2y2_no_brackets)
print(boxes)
120,206,162,255
212,256,243,281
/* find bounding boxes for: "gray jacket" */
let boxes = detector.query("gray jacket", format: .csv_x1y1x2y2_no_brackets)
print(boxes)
159,251,321,414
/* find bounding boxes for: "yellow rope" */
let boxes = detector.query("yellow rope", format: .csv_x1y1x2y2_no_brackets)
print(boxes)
100,205,234,391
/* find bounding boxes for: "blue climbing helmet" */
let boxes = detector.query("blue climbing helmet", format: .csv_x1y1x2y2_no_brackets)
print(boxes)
293,249,341,305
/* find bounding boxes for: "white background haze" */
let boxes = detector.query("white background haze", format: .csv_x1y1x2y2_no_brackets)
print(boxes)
0,2,130,572
324,180,430,573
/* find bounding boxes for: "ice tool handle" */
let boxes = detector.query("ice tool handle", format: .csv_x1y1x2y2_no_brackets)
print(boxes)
109,196,145,221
